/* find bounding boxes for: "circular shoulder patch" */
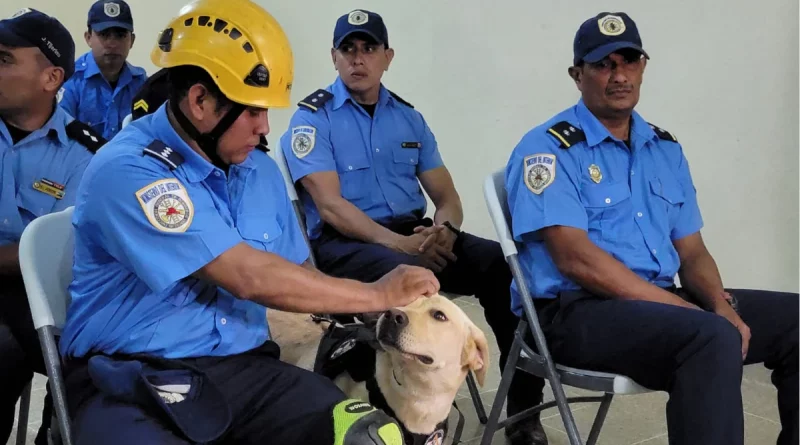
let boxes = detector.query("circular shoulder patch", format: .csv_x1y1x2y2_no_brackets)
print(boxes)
291,126,316,159
523,154,556,195
135,179,194,233
425,429,445,445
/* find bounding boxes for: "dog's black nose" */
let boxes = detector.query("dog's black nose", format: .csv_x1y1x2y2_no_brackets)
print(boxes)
386,309,408,327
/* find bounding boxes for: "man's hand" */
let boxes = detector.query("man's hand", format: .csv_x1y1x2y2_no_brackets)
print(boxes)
414,225,457,254
370,264,440,309
714,293,751,359
391,231,456,273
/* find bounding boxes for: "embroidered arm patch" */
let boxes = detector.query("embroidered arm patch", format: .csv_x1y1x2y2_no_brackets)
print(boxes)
135,179,194,233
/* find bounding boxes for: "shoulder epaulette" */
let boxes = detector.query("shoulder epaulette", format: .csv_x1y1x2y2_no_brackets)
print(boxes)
298,89,333,112
132,68,169,120
143,140,184,170
65,120,107,154
388,90,413,108
546,121,586,149
648,123,678,143
256,135,269,152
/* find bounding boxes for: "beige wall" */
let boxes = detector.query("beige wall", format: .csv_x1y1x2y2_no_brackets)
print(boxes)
2,0,797,291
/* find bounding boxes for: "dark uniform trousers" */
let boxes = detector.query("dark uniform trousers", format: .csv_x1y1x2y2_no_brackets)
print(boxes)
0,275,51,445
65,341,348,444
313,218,546,415
532,288,798,445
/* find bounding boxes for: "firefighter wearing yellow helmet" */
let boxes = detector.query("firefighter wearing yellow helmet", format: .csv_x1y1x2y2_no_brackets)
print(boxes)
59,1,439,443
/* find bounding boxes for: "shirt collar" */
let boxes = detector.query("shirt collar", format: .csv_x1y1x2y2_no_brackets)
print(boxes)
575,98,658,149
331,76,393,111
0,104,70,148
150,103,218,183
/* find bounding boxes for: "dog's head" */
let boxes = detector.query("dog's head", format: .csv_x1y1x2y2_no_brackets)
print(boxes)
375,294,490,388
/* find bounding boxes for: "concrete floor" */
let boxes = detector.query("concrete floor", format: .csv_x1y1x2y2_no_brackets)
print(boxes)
9,296,783,445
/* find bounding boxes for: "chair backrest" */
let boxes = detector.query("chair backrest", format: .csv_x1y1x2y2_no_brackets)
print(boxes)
18,207,75,331
272,140,299,202
121,113,133,129
483,168,519,258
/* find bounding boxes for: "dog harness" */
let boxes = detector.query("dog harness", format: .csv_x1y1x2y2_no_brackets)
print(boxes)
313,320,466,445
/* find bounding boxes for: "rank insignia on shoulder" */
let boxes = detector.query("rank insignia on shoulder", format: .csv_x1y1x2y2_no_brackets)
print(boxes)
546,121,586,149
298,89,333,112
143,140,185,170
133,99,149,114
33,178,66,200
388,90,414,108
65,120,107,154
649,123,678,142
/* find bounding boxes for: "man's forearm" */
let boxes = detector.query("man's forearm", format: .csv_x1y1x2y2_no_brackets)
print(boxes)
548,234,696,308
432,198,463,228
677,251,728,310
0,243,20,275
318,198,403,249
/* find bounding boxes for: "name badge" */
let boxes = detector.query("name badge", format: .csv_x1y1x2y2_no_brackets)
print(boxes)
33,178,65,200
401,141,421,149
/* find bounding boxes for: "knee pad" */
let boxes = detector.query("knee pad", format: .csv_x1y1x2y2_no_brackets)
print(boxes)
331,399,403,445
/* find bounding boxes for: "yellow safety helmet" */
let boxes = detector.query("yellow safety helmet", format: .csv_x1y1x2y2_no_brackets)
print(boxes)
151,0,293,109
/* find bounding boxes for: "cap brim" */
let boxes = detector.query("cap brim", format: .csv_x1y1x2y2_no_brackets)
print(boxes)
91,21,133,32
582,41,649,63
0,23,33,48
334,29,383,48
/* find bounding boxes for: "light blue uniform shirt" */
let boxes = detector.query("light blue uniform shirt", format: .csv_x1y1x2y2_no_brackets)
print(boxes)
58,52,147,140
505,99,703,316
60,103,309,360
0,107,94,245
279,77,444,239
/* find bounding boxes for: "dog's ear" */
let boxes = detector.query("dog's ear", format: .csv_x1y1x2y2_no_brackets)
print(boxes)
461,323,490,387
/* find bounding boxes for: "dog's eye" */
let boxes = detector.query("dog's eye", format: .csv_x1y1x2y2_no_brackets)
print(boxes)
432,310,448,322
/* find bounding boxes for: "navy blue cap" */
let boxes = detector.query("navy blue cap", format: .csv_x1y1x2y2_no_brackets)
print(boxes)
333,9,388,48
573,12,649,66
88,0,133,32
0,8,76,80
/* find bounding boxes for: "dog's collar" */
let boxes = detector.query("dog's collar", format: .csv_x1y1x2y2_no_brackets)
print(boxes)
366,376,462,445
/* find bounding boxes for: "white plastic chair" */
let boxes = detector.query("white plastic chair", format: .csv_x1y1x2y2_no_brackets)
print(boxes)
480,169,651,445
18,207,77,445
121,113,133,129
272,143,489,422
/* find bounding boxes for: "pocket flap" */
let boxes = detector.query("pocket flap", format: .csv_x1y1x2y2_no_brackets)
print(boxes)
237,214,283,242
649,178,685,204
581,182,632,208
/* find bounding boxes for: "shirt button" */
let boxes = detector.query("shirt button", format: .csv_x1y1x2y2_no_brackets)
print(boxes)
652,249,657,255
637,212,643,217
410,158,415,163
3,219,8,225
348,165,353,170
263,233,269,240
221,318,227,325
630,170,635,176
375,148,380,152
214,171,221,177
604,198,611,204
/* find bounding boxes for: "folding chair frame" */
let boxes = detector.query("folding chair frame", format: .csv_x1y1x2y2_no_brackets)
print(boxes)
480,169,651,445
272,144,488,423
19,208,77,445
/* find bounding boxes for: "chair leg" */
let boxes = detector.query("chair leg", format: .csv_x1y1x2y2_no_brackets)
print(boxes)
586,393,613,445
479,334,523,445
16,381,32,445
38,328,73,445
465,371,488,424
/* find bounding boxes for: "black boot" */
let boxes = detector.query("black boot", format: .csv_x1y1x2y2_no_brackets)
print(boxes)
505,382,548,445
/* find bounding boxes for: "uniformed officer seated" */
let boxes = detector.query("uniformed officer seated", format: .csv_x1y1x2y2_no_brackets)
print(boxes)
0,8,105,445
58,0,146,140
58,2,438,444
280,9,547,445
505,12,798,445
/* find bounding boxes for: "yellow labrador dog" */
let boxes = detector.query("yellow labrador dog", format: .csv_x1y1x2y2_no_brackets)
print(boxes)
268,294,490,441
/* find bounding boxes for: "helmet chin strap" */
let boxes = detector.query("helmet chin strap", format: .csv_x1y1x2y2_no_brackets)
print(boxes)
169,98,246,173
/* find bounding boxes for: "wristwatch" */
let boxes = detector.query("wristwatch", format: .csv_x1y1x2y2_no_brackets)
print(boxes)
442,221,461,237
727,292,740,314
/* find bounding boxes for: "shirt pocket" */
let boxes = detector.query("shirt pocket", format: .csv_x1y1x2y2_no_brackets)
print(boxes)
333,151,371,203
237,214,284,252
581,181,632,238
17,182,60,220
648,176,685,230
